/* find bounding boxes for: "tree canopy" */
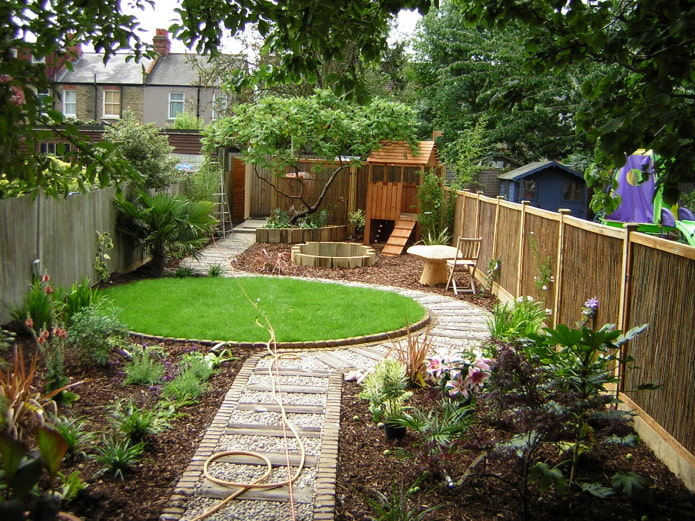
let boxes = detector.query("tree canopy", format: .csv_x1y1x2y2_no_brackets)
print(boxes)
203,89,419,222
452,0,695,198
411,3,596,166
2,0,435,196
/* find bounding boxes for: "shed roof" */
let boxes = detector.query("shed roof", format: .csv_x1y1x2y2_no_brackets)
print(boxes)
498,160,583,181
367,140,438,167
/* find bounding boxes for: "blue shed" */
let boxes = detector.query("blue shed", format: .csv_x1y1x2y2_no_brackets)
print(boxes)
498,161,588,218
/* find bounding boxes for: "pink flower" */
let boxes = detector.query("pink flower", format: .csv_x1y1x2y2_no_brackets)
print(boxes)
44,285,53,295
42,274,51,282
445,375,469,400
25,317,34,328
427,356,445,378
464,366,489,389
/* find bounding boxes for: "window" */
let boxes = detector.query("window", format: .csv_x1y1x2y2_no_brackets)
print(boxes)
168,92,185,120
103,89,121,119
211,93,228,120
39,142,70,158
38,91,51,116
522,179,536,200
63,90,77,118
563,180,583,201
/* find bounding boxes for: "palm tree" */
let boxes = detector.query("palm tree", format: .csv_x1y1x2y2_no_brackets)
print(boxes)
115,189,217,277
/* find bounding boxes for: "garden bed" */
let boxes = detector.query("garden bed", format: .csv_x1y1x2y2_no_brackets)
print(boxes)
255,225,347,243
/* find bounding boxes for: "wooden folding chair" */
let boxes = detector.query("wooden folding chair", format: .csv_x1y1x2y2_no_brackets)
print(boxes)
446,237,482,295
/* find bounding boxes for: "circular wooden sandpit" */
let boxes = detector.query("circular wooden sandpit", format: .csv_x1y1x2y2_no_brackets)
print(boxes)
290,241,377,268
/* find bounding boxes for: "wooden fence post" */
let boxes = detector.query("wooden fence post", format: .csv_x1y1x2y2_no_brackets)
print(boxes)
553,209,571,327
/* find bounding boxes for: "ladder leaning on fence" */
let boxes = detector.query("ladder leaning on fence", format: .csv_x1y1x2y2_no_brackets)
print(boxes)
214,170,233,238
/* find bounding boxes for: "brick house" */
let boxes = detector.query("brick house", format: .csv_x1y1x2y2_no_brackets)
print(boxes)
52,29,236,126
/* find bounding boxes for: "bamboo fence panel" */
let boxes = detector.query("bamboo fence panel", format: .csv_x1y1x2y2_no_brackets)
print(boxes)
496,202,522,300
519,210,560,310
558,220,624,327
622,240,695,455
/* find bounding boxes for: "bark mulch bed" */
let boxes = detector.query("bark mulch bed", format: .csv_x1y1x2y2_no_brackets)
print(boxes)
3,242,694,521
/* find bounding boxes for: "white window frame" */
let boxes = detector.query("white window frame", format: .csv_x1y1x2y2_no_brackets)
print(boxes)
168,92,185,120
102,89,121,119
63,89,77,118
211,93,228,120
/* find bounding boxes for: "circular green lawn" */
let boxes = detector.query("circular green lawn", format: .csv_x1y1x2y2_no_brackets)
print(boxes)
103,276,426,343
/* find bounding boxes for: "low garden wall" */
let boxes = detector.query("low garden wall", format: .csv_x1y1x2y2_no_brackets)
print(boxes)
255,225,347,244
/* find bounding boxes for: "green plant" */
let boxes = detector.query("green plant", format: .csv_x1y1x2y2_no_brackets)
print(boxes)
394,399,475,480
207,263,224,277
487,296,549,342
10,275,54,334
50,414,96,462
348,209,366,236
104,110,178,190
389,324,434,388
298,208,329,229
66,304,128,366
172,111,205,129
364,475,439,521
122,345,165,386
186,160,221,203
359,359,413,424
181,348,237,373
93,434,145,481
114,189,217,277
62,277,102,325
108,399,174,444
528,233,554,295
263,208,292,228
418,227,451,246
486,257,500,290
173,266,195,278
162,371,207,402
416,170,455,242
0,426,69,520
94,231,114,284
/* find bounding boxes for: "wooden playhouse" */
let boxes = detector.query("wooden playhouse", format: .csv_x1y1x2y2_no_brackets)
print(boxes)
363,140,443,254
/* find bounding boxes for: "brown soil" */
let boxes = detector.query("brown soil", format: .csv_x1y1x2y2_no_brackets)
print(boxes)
4,242,694,521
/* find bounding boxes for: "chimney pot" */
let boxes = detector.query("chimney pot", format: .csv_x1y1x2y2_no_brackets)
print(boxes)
153,29,171,57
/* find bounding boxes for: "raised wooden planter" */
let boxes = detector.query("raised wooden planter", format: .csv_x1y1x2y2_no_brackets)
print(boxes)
256,225,347,244
291,242,377,268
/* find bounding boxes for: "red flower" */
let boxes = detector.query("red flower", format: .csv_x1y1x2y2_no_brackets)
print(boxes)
42,273,51,282
44,285,53,294
25,317,34,328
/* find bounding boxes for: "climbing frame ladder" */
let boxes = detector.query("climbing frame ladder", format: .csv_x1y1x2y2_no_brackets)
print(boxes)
382,216,417,256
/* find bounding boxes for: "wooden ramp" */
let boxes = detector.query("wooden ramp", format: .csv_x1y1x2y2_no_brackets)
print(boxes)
382,217,417,256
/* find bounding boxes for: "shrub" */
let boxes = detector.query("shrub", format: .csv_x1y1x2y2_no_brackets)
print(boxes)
487,296,549,342
108,399,174,444
162,370,207,402
50,414,96,462
93,434,145,481
67,304,128,366
122,345,165,386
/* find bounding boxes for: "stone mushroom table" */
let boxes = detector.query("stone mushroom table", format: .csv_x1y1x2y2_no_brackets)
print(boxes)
406,244,458,286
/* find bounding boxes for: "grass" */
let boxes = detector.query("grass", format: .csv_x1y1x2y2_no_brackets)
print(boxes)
103,277,426,343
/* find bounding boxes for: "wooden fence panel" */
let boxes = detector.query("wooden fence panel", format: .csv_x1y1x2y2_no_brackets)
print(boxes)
623,239,695,456
0,197,38,323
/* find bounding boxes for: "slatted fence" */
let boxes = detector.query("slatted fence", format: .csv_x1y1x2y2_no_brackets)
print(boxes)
453,190,695,490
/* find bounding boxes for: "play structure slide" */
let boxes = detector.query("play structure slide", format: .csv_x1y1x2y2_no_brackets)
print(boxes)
603,150,695,246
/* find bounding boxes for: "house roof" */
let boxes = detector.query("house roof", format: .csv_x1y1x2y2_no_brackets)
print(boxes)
498,160,583,181
57,53,151,84
367,140,438,167
146,54,204,86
